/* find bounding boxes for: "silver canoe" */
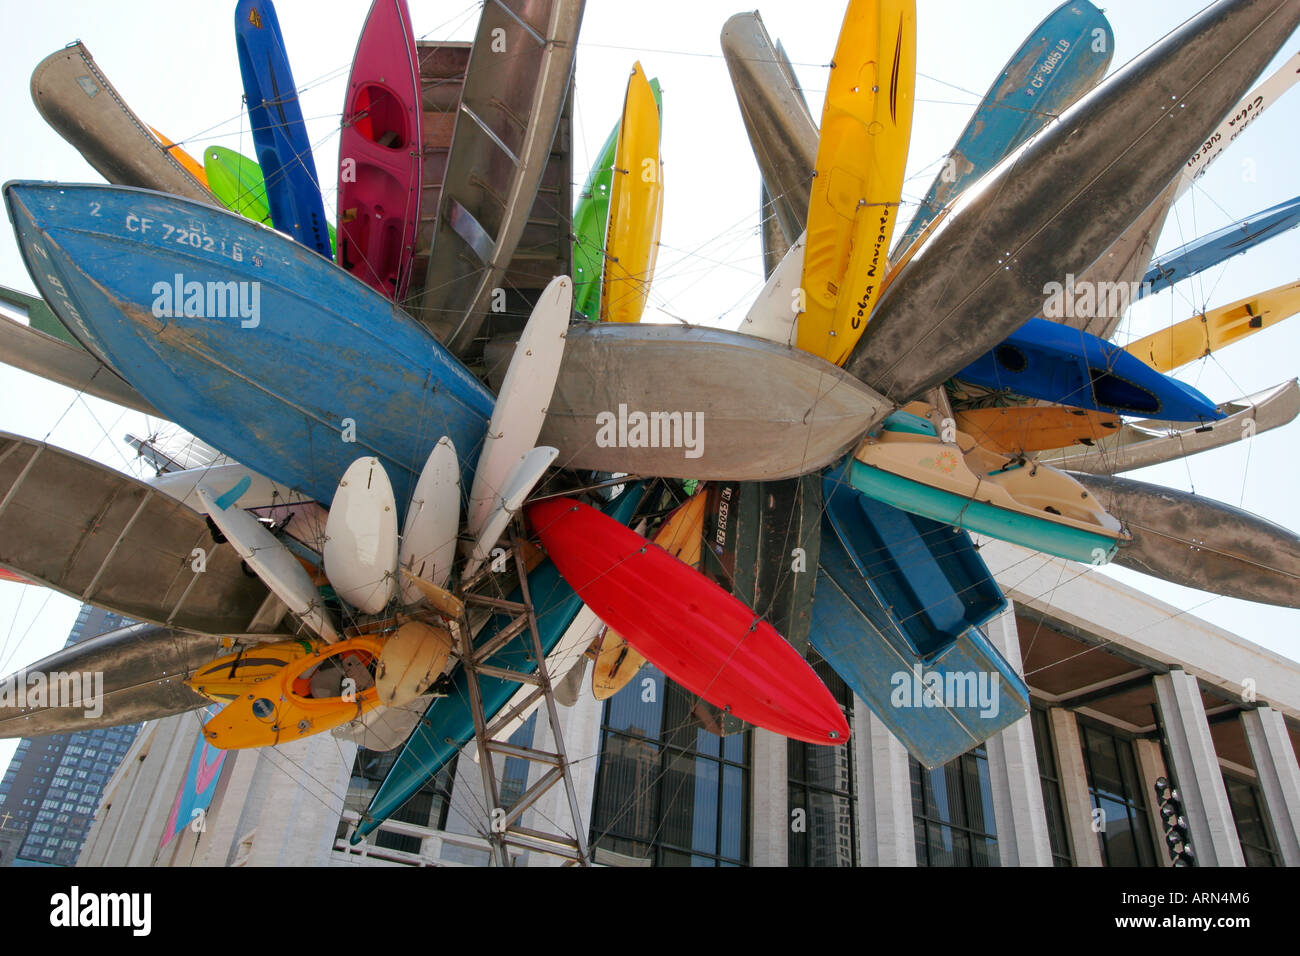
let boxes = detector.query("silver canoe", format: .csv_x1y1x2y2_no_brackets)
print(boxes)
1073,472,1300,608
844,0,1300,404
0,432,285,637
1041,379,1300,473
535,323,892,480
410,0,583,360
1060,49,1300,339
30,42,213,203
0,623,221,738
721,12,817,246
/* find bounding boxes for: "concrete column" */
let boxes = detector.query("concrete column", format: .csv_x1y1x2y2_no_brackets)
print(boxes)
982,606,1054,865
1152,669,1245,866
750,728,788,866
854,701,915,865
1241,707,1300,865
1047,707,1103,866
125,712,198,866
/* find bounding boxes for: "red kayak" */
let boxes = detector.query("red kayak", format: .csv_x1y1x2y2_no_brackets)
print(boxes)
337,0,423,300
528,497,849,746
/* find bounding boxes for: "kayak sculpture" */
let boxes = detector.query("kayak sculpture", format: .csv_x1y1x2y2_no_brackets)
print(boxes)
2,0,1300,859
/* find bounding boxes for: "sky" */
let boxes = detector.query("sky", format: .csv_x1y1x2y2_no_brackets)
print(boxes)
0,0,1298,775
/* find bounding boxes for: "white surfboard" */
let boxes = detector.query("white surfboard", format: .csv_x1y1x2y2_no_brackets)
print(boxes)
740,231,804,346
466,275,570,541
376,619,454,708
197,486,340,642
462,445,558,579
398,437,459,602
324,457,399,615
149,462,313,513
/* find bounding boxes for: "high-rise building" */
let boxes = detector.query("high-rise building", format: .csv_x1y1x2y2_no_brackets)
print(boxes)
0,605,141,866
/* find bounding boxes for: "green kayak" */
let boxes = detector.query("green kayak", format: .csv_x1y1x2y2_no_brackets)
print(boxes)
204,145,335,253
572,77,661,321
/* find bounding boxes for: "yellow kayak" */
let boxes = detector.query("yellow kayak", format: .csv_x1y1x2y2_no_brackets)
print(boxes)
798,0,916,366
1126,279,1300,372
149,127,210,189
187,635,387,750
601,62,664,325
592,493,706,700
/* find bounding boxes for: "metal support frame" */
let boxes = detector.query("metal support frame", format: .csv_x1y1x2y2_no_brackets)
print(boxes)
450,518,591,866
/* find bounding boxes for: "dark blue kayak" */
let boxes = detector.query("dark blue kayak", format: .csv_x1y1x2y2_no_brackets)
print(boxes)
957,318,1225,423
1140,194,1300,299
352,482,647,843
235,0,333,259
5,181,493,516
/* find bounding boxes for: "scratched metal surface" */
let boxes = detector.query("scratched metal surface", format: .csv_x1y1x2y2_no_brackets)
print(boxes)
844,0,1300,404
0,432,278,636
1074,471,1300,608
0,623,221,737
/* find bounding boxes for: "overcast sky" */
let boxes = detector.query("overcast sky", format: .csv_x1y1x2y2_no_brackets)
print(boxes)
1,0,1298,773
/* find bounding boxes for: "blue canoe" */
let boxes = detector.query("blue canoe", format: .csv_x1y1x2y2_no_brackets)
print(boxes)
235,0,333,259
822,459,1005,662
957,318,1224,423
1140,194,1300,299
894,0,1113,255
5,181,493,515
352,482,647,843
811,553,1029,769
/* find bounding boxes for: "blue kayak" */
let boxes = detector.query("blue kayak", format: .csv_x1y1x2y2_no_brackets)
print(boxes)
957,318,1224,423
1140,194,1300,299
235,0,333,259
812,499,1028,769
5,181,493,515
894,0,1113,255
822,458,1005,662
352,482,647,843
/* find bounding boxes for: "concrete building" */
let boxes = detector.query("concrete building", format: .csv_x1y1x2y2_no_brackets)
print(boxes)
77,545,1300,867
0,605,140,866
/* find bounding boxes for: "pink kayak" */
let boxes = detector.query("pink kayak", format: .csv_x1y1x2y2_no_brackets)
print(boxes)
337,0,423,301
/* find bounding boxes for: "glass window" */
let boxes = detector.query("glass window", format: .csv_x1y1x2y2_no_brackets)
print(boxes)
1030,707,1073,866
910,746,999,867
498,712,539,811
335,747,456,856
1222,773,1280,867
788,653,856,866
590,664,750,867
1079,722,1155,866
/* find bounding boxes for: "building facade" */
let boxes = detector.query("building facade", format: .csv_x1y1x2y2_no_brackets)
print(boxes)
0,605,140,866
77,545,1300,867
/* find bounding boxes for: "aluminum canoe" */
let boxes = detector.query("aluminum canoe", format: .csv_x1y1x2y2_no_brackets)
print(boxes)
720,12,817,245
536,323,893,481
843,0,1300,403
1073,471,1300,608
0,623,222,738
1039,379,1300,474
30,42,213,204
410,0,584,359
0,431,284,637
